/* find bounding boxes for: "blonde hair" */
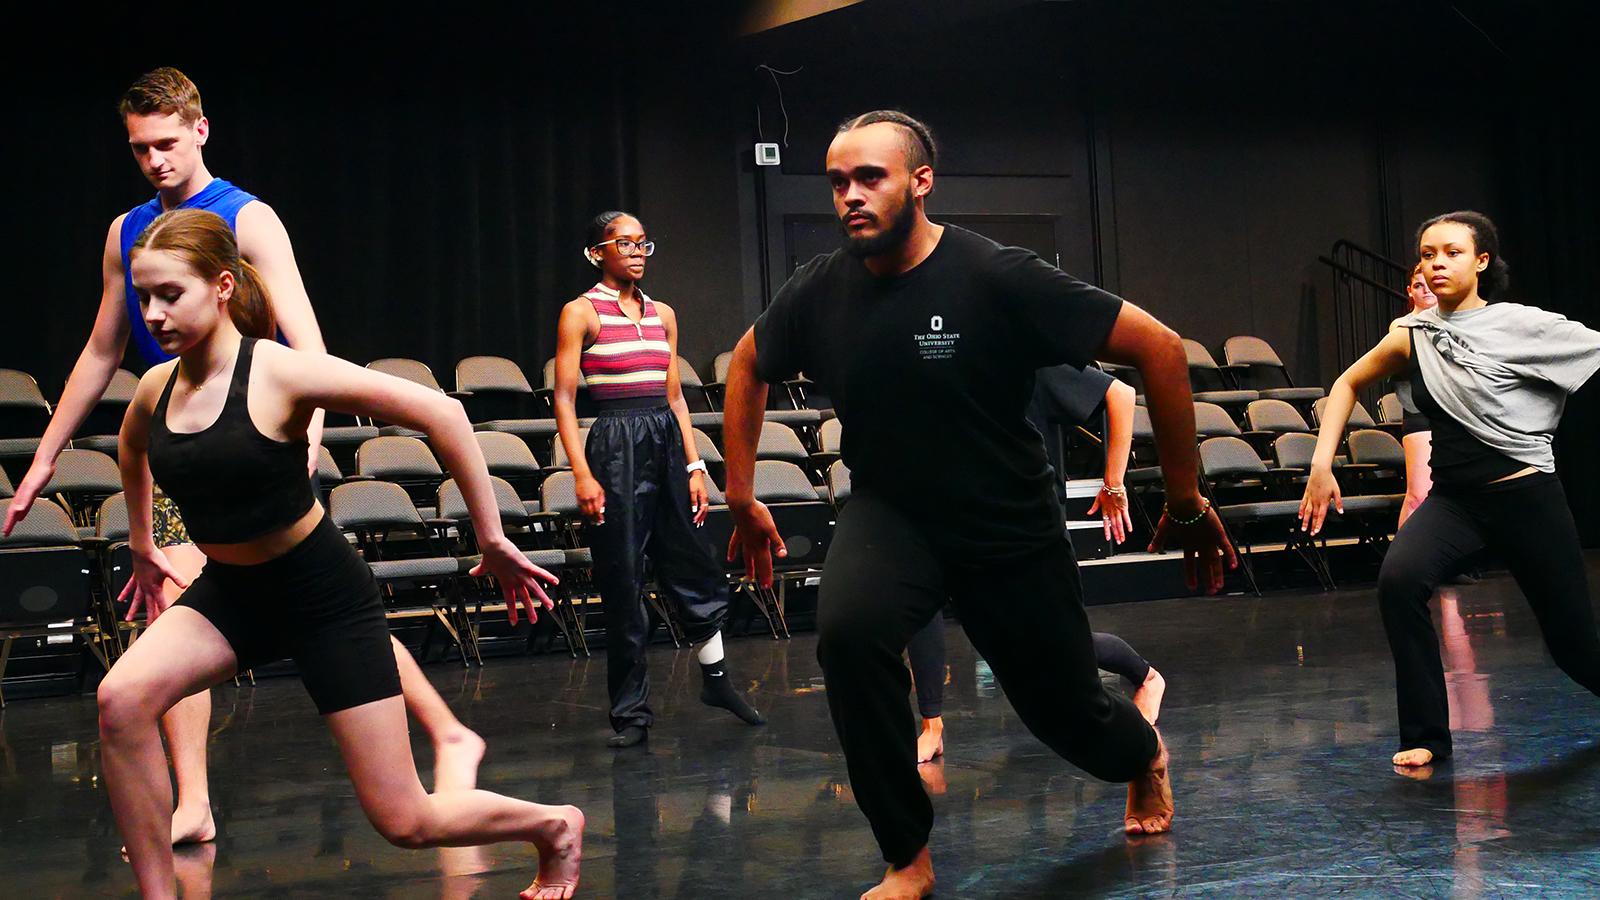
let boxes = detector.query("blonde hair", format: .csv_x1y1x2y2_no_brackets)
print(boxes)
132,209,275,339
119,67,204,125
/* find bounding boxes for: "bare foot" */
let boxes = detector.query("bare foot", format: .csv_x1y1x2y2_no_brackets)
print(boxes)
171,803,216,845
1392,748,1434,768
1132,668,1166,725
433,726,487,793
916,717,944,764
520,805,585,900
1125,733,1173,836
861,846,935,899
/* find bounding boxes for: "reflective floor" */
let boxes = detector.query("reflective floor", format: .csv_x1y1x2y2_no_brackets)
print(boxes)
4,554,1600,898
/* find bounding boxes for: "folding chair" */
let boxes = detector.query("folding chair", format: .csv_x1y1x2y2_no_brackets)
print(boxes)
537,357,595,419
457,357,556,441
39,449,122,528
0,369,52,471
1377,392,1404,428
1338,429,1409,554
704,351,736,410
1199,436,1332,595
366,358,455,438
0,498,102,705
676,357,716,413
314,446,344,505
756,421,813,472
328,480,472,665
437,477,586,659
539,470,686,647
72,368,140,455
700,461,834,640
1,464,14,500
1222,336,1325,405
1194,401,1243,439
814,418,844,471
826,459,852,507
474,431,547,512
691,428,725,486
1311,397,1377,431
1182,340,1258,414
354,436,445,513
1243,399,1311,458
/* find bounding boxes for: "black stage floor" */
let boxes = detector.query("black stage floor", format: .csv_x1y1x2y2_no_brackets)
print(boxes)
4,554,1600,898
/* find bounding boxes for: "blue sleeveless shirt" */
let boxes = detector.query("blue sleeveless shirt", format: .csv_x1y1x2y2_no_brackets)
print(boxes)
120,178,258,366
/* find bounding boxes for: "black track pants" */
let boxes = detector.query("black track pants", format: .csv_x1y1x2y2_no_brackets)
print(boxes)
818,492,1159,866
1378,471,1599,759
587,405,729,732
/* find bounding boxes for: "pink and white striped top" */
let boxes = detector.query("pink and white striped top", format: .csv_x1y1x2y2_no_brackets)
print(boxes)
579,283,671,402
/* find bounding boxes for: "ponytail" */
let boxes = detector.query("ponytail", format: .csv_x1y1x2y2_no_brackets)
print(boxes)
229,260,276,339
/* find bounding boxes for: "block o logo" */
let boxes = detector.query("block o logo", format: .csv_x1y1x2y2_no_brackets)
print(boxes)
930,315,943,331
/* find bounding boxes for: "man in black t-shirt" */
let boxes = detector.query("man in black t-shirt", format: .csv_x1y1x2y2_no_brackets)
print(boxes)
722,110,1236,899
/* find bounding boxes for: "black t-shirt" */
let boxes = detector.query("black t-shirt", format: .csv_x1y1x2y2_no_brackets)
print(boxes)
754,224,1124,560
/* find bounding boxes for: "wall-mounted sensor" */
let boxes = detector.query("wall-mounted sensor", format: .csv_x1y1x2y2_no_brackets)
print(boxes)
755,143,781,166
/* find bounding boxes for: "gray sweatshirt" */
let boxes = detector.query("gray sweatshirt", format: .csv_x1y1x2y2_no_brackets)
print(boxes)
1398,303,1600,472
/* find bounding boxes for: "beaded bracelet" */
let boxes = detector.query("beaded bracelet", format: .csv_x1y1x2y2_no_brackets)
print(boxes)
1163,498,1212,526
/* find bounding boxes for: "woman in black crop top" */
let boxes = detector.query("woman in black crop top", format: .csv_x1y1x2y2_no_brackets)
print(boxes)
1301,211,1600,772
103,209,584,899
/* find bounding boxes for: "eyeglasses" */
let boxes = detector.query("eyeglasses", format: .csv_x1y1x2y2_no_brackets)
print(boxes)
593,238,656,257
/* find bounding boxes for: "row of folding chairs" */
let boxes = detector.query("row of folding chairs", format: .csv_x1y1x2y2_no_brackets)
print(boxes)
1198,428,1407,595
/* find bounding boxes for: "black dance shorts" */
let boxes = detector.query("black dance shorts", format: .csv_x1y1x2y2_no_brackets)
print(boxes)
173,513,401,714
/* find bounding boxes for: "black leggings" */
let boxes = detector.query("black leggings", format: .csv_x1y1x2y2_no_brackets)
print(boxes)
908,617,1151,720
817,492,1158,867
1379,471,1599,759
586,405,729,732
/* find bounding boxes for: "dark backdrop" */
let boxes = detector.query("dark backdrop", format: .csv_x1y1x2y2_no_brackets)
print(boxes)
7,2,1596,541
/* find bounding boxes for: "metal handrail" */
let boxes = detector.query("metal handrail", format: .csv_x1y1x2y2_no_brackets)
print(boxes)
1320,241,1410,410
1316,256,1407,301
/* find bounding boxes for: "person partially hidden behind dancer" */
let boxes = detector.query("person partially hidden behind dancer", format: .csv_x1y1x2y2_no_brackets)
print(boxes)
1301,210,1600,770
722,109,1236,900
103,208,583,899
908,364,1167,765
553,210,764,749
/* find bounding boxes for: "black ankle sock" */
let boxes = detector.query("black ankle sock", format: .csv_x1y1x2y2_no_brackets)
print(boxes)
700,660,766,725
607,725,648,748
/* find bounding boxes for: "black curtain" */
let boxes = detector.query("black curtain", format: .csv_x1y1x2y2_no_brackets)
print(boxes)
1496,9,1600,546
9,11,648,395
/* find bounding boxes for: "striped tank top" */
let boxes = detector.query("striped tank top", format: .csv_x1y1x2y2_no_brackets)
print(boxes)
579,283,670,402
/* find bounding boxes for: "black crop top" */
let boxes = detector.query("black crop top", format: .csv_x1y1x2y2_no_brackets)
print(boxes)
147,338,316,543
1406,329,1525,486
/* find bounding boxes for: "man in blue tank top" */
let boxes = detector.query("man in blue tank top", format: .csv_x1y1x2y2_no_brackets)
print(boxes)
2,68,487,849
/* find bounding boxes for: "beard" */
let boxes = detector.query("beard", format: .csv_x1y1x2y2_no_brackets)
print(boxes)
840,188,917,259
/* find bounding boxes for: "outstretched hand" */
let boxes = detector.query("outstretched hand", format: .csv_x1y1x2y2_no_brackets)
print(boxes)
2,458,56,537
120,545,193,624
472,535,559,626
1298,467,1343,536
1148,505,1238,595
1087,486,1134,545
727,501,787,589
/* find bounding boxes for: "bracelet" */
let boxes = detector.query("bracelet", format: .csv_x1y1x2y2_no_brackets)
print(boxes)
1101,484,1126,496
686,459,708,476
1163,498,1212,526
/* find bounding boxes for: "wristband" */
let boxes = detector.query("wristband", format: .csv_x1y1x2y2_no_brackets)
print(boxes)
686,459,708,476
1163,497,1212,526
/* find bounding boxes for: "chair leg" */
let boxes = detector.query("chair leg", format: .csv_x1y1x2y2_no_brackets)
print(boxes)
645,591,684,647
0,636,12,709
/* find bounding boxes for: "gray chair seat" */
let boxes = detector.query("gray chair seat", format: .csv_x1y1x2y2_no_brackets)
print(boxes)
0,437,42,456
766,408,823,427
1217,499,1303,520
1337,494,1404,514
378,425,427,439
477,419,560,441
368,557,459,580
689,412,724,429
522,549,569,569
1193,390,1259,406
322,425,380,444
1259,387,1326,402
564,547,593,566
72,434,121,454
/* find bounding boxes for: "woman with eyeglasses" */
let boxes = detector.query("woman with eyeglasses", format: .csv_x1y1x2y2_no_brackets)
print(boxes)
553,211,765,749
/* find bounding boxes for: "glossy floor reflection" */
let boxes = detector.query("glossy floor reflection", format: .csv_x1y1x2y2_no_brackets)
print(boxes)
4,555,1600,898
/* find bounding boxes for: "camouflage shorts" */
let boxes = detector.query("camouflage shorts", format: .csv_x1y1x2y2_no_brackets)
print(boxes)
152,494,192,548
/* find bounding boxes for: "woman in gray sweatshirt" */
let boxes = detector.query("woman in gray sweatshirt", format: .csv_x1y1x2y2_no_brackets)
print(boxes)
1300,210,1600,769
